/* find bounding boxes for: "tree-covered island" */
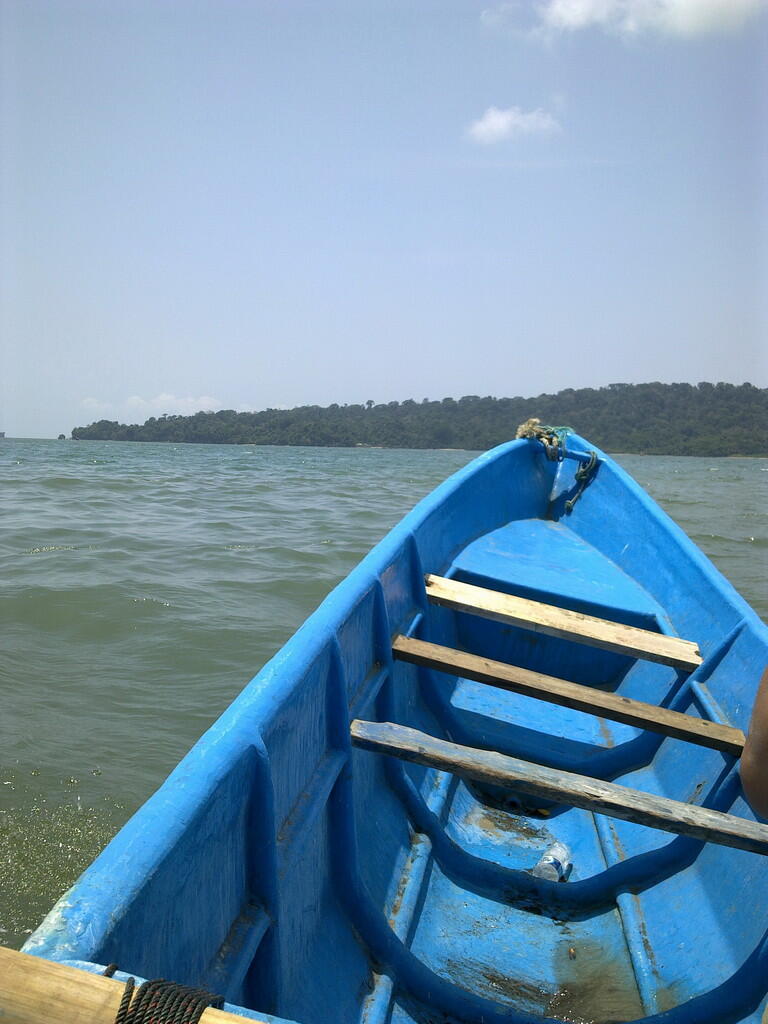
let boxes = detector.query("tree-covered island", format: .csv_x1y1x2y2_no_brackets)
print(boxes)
71,382,767,456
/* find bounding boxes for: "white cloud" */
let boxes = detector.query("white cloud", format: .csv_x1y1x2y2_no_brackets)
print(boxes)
124,393,223,417
79,393,227,422
536,0,767,36
480,2,528,30
466,105,561,144
80,397,113,416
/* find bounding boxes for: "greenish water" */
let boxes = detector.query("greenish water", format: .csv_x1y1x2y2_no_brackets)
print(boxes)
1,440,766,948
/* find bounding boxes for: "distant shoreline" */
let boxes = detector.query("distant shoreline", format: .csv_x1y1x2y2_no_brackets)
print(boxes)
64,383,768,458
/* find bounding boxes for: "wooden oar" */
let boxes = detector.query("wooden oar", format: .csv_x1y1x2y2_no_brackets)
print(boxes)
0,946,263,1024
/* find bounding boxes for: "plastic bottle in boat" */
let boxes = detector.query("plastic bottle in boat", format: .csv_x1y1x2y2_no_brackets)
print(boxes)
531,841,572,882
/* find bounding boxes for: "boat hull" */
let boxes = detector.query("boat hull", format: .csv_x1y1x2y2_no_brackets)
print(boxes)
24,438,768,1023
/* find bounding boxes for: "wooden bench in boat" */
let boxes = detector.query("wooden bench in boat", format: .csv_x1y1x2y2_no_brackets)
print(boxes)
425,574,703,672
392,635,745,757
351,720,768,856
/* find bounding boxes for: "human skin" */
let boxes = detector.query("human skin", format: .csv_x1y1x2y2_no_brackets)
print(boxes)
740,668,768,819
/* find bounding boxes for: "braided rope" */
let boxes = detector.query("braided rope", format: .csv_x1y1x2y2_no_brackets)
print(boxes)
103,966,224,1024
565,450,598,512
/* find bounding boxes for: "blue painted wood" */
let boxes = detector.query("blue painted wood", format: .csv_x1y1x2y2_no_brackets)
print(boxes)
23,437,768,1024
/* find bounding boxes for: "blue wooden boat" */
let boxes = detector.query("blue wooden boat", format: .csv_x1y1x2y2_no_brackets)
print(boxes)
21,434,768,1023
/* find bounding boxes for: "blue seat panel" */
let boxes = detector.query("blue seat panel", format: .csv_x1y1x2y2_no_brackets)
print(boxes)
451,518,668,629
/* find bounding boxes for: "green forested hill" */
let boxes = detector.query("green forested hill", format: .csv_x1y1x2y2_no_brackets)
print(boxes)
71,382,767,455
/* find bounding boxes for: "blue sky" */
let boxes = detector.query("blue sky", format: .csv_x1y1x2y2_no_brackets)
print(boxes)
1,0,766,437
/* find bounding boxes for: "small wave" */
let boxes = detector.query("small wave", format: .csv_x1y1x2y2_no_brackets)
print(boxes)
37,476,83,488
22,545,76,555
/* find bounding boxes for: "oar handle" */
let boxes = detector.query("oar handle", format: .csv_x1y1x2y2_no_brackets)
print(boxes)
0,947,263,1024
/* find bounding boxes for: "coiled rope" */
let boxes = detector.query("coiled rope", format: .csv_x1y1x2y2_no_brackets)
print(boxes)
103,965,224,1024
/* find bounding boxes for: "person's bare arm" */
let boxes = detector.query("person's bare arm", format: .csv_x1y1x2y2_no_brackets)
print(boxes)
740,668,768,819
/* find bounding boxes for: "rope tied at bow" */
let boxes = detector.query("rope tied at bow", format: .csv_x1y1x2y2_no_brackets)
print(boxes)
515,418,573,461
515,418,598,512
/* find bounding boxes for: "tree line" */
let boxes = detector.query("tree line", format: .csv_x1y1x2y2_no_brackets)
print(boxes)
70,382,767,456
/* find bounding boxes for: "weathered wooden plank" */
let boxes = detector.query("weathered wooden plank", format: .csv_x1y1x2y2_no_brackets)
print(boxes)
425,574,703,671
350,720,768,855
392,635,744,757
0,946,256,1024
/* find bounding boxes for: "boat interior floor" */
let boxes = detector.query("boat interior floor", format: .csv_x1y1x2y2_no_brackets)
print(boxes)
363,518,742,1023
383,785,649,1022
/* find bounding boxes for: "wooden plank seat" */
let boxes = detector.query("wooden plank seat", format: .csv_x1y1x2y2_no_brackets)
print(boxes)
350,720,768,856
393,635,745,757
425,574,703,672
